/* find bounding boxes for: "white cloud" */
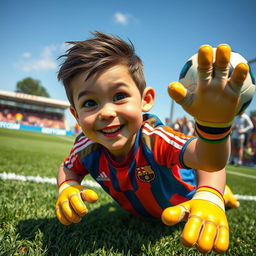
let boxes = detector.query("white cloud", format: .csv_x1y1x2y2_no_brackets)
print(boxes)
22,52,31,58
114,12,129,25
18,45,57,72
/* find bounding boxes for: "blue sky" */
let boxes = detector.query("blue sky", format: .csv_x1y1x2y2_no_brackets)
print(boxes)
1,0,255,127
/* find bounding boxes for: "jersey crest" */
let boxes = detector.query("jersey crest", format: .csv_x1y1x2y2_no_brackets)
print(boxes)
136,165,155,182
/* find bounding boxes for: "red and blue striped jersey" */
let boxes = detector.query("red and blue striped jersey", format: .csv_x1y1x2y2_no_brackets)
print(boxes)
64,114,197,218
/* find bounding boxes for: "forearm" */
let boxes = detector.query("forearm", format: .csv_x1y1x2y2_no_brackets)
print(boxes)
184,137,230,171
196,137,230,170
196,168,226,194
57,162,84,186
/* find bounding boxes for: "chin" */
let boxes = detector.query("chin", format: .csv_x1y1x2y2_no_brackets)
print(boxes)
105,140,130,153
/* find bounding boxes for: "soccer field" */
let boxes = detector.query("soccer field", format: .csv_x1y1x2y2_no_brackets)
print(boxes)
0,128,255,256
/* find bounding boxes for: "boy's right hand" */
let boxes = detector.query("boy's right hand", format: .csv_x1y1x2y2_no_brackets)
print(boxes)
56,180,98,225
168,44,249,127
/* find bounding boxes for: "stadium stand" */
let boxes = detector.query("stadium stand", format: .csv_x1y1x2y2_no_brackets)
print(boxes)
0,90,72,136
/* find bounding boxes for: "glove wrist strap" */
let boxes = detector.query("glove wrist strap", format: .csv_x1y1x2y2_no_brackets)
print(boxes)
195,121,231,143
58,180,79,194
195,118,233,128
194,186,225,211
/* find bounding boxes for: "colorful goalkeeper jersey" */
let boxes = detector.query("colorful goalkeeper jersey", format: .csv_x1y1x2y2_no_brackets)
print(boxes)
64,114,197,218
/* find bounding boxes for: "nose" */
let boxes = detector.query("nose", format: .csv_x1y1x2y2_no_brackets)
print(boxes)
99,103,116,120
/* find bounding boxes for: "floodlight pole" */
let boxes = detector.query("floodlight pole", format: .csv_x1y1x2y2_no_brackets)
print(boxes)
170,99,174,125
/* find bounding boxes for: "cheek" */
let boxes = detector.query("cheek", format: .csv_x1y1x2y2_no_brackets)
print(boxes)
124,103,141,116
122,104,143,127
78,114,95,131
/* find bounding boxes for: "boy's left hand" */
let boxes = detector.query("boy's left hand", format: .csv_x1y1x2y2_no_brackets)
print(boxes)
168,44,249,126
161,187,229,254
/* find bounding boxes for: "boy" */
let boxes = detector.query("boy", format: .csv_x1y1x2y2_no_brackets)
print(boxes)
56,32,246,253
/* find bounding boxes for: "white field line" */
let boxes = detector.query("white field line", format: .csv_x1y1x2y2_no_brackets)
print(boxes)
227,170,256,179
0,172,255,201
0,172,101,188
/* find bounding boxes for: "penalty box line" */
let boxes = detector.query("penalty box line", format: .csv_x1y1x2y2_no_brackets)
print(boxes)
0,172,256,201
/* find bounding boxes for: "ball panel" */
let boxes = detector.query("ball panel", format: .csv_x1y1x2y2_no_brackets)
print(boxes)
237,99,253,115
178,48,255,115
236,83,255,115
249,65,255,84
179,60,192,80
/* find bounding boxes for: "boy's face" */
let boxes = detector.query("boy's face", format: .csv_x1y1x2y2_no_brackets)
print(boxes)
70,64,154,161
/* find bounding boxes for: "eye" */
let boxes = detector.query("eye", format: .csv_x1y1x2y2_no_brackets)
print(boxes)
113,92,128,102
83,99,97,108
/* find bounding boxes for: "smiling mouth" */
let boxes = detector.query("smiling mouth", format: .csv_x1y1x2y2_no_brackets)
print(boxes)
101,125,124,135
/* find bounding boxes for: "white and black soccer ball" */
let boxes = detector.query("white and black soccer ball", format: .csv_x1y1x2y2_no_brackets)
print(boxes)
179,49,255,115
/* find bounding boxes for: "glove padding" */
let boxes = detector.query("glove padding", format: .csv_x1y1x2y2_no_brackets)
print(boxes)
56,180,98,225
161,187,229,254
168,44,249,126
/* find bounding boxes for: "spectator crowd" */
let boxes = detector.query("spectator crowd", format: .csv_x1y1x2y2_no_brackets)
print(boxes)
0,106,66,130
1,104,256,167
166,113,256,168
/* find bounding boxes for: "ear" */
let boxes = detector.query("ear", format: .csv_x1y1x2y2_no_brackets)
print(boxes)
70,106,80,124
141,87,155,112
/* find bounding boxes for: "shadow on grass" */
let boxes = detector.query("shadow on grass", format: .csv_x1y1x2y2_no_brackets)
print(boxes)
17,202,183,255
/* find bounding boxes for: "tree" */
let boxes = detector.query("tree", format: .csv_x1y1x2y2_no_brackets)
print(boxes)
15,77,50,97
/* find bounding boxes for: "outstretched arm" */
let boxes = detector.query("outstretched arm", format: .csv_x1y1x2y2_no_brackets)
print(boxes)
168,44,249,171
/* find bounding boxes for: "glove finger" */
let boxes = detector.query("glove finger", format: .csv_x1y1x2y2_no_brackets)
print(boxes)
81,189,98,203
56,206,71,225
214,225,229,253
224,185,240,208
215,44,231,69
60,200,81,223
197,45,213,87
168,82,187,102
229,62,249,93
161,204,189,226
227,197,240,208
214,44,231,80
197,221,217,253
168,82,194,109
70,193,88,216
181,215,203,247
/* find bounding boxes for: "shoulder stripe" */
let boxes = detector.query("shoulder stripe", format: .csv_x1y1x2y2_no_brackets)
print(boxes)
142,123,189,150
71,136,88,151
157,126,189,144
65,139,95,168
65,156,78,169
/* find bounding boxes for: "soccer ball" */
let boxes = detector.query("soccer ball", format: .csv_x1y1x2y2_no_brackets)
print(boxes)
179,49,255,115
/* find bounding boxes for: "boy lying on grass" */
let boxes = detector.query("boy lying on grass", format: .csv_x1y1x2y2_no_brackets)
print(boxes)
56,32,244,253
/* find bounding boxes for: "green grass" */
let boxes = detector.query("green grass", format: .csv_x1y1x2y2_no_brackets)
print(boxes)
0,128,73,177
0,128,256,256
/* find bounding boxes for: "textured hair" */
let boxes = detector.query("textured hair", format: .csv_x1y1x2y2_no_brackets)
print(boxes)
57,31,146,107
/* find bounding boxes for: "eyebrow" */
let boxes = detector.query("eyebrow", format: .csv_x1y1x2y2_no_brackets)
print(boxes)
77,90,91,100
77,82,128,100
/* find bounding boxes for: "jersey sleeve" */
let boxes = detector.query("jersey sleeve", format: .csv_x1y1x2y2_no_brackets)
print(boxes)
142,123,195,168
63,134,90,176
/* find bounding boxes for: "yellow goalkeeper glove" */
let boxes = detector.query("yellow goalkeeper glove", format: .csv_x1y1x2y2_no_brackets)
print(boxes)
161,186,229,254
56,180,98,225
224,184,240,208
168,44,249,143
